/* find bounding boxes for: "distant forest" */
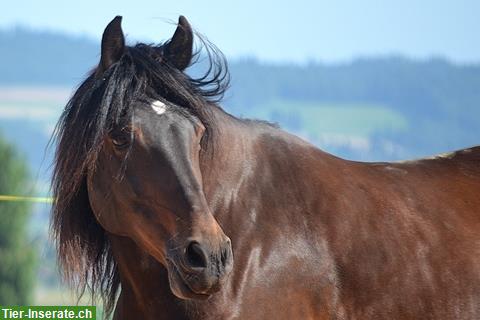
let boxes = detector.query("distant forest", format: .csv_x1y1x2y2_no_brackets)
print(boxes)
1,27,480,161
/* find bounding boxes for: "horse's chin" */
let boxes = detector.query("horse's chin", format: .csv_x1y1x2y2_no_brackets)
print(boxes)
167,260,211,300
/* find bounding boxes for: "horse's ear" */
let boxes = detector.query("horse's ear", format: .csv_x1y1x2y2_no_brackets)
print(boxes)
97,16,125,76
163,16,193,71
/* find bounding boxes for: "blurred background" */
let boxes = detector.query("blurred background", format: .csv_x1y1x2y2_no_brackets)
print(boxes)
0,0,479,310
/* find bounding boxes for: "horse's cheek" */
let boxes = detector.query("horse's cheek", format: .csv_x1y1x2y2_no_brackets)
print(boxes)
87,174,130,236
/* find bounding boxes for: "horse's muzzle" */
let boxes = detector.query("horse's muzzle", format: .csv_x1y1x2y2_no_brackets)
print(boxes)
167,237,233,299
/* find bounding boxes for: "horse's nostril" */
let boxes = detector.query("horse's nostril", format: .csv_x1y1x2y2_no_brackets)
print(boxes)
221,246,228,267
221,240,233,269
185,241,208,269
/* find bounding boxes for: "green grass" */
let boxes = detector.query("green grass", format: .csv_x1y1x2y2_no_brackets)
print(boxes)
0,102,62,122
257,100,408,137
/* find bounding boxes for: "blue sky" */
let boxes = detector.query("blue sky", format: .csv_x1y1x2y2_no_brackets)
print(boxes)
2,0,480,63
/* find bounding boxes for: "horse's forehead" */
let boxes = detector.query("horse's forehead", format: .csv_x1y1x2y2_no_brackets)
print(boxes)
150,100,168,115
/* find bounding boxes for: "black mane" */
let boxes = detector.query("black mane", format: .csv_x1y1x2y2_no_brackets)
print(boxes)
51,37,229,315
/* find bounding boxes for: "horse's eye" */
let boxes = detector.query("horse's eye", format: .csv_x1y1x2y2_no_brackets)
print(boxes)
110,127,132,149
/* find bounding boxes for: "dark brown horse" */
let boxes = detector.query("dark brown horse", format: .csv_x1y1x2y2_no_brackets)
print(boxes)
52,16,480,319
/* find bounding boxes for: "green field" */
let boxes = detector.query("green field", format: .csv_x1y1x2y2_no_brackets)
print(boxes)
244,99,408,137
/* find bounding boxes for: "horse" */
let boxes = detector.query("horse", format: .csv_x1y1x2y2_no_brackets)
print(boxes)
51,16,480,319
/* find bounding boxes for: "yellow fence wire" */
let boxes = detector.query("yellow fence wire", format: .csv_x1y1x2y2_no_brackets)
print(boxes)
0,195,53,203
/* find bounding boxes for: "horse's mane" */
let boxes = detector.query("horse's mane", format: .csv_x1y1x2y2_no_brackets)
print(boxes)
51,35,229,315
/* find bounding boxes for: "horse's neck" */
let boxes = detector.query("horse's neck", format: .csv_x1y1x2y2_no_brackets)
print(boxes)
195,109,343,318
200,108,336,219
108,235,187,320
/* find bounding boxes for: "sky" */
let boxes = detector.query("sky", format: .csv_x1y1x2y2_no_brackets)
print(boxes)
2,0,480,64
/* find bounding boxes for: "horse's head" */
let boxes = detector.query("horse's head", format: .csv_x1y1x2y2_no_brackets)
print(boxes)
66,16,233,300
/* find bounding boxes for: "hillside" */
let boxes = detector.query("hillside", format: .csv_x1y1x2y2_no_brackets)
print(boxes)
1,27,479,176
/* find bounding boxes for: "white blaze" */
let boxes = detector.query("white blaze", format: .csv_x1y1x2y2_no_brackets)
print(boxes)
151,100,167,115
